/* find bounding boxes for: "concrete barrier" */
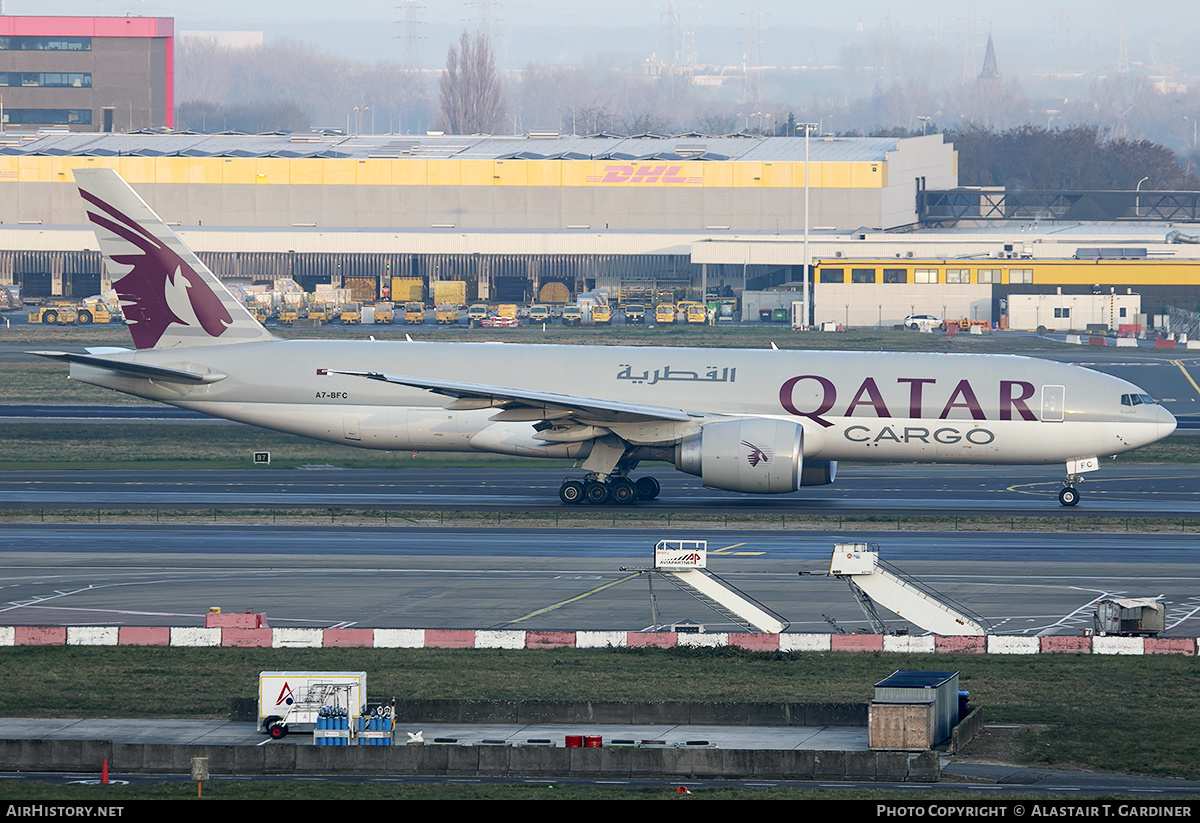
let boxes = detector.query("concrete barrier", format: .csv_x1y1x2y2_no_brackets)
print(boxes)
170,627,220,647
373,628,424,648
475,630,525,649
0,738,940,781
1040,635,1091,653
67,627,118,646
273,628,322,648
1092,636,1145,655
780,634,832,652
883,635,936,653
1115,337,1137,347
576,631,627,649
0,625,1194,655
987,636,1039,654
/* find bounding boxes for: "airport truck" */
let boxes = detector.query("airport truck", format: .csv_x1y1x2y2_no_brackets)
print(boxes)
435,303,459,324
373,302,395,324
404,302,426,324
258,671,369,741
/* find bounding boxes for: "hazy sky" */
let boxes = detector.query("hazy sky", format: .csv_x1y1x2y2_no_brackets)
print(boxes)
9,1,1200,75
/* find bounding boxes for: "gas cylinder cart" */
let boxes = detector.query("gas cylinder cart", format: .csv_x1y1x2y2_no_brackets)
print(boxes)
258,671,368,742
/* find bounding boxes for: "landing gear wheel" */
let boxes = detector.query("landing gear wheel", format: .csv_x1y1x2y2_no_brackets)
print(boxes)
559,479,585,505
609,477,637,505
1059,486,1080,507
584,480,611,505
634,476,661,501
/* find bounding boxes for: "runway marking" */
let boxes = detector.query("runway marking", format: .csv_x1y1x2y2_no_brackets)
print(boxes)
505,573,643,624
1006,474,1200,496
1171,359,1200,400
710,542,763,556
1035,589,1111,635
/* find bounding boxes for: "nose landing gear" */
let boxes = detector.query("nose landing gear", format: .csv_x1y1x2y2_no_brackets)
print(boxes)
1058,484,1080,507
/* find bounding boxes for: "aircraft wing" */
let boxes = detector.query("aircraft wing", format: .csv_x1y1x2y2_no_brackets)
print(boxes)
30,350,228,385
331,370,697,423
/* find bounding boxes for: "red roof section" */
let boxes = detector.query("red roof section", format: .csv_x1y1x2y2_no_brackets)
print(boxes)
0,16,174,38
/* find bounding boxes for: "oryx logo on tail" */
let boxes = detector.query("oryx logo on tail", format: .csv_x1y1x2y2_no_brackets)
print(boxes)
79,189,233,349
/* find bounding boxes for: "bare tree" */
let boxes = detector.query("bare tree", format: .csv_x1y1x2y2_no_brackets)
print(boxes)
439,30,506,134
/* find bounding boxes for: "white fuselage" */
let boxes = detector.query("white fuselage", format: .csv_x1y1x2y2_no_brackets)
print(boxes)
69,339,1177,466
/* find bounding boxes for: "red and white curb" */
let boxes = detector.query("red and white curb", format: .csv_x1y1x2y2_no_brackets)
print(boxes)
0,626,1193,655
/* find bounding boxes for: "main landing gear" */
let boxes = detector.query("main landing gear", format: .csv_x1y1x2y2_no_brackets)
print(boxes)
559,474,660,505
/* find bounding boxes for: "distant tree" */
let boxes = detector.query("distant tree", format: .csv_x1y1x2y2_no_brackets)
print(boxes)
438,30,505,134
950,125,1200,191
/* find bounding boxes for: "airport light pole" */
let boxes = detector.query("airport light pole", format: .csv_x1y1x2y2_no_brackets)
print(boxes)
801,122,818,330
1136,176,1149,217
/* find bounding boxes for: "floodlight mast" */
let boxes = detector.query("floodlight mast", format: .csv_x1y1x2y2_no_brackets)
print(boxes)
800,122,818,329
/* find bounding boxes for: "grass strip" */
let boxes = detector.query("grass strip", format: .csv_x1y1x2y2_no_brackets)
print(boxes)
1,646,1197,780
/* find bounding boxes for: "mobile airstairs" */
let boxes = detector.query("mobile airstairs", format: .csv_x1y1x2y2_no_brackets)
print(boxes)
828,543,992,636
623,540,790,634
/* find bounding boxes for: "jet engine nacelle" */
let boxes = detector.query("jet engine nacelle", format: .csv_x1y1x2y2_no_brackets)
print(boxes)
675,418,805,494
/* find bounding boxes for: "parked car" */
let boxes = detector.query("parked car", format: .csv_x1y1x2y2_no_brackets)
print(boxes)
903,314,940,331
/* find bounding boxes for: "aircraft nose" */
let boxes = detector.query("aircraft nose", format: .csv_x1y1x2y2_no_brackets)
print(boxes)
1158,405,1178,440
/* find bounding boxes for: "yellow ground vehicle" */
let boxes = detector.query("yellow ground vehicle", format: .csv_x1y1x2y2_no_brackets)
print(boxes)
307,302,331,323
373,302,394,324
28,300,115,325
436,303,459,324
561,305,582,327
467,304,490,323
404,301,426,324
277,307,300,325
592,304,612,325
497,304,518,320
340,302,363,324
654,304,675,324
623,304,646,324
685,303,707,324
528,304,550,322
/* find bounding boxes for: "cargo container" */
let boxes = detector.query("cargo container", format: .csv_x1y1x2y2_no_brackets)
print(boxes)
344,276,378,302
433,280,467,307
390,277,423,303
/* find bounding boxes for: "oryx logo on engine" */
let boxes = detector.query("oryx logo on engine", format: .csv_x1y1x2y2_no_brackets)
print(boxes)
743,440,772,467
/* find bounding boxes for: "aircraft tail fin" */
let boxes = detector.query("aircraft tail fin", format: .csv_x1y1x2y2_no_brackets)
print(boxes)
73,168,274,350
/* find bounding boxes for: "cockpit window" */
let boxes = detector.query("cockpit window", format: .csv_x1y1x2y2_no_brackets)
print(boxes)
1121,393,1157,406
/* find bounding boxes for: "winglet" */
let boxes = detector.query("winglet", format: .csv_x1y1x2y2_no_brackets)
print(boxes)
73,168,274,350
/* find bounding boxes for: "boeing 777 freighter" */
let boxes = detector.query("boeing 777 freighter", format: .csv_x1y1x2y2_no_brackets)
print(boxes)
33,170,1177,506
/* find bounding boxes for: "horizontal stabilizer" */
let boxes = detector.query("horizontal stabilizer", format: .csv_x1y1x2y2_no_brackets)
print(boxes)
30,350,227,384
